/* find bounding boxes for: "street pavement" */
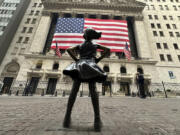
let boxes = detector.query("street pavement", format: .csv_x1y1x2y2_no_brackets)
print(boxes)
0,96,180,135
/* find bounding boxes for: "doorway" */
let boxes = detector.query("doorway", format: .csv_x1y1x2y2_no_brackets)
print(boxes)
46,78,57,95
120,82,130,96
28,77,40,94
102,81,111,96
1,77,14,94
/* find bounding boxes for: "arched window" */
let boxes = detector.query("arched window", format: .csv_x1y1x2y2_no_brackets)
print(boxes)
36,60,42,69
53,63,59,70
103,65,109,72
120,66,127,74
137,67,143,74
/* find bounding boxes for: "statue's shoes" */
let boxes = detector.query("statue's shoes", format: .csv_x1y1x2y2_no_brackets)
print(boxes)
63,117,71,128
94,119,102,132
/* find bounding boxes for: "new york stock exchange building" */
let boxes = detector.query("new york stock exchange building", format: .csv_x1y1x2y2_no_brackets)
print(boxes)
0,0,180,96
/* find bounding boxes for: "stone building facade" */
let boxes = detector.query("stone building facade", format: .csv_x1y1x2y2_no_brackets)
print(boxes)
0,0,30,64
0,0,180,96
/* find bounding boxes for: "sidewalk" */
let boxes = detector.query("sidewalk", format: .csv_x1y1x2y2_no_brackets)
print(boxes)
0,96,180,135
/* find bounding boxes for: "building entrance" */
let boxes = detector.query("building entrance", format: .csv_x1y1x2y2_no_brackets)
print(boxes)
120,82,130,96
1,77,14,94
46,78,57,95
102,81,111,96
28,77,40,94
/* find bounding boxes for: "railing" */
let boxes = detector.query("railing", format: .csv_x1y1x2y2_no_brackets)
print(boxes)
1,80,180,97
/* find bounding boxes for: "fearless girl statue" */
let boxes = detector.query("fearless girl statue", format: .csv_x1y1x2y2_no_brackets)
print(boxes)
63,28,110,131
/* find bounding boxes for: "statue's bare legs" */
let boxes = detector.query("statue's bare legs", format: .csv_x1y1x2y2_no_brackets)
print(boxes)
63,80,101,131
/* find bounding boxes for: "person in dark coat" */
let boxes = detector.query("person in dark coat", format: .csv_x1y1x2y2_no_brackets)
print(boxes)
136,72,146,98
63,28,110,131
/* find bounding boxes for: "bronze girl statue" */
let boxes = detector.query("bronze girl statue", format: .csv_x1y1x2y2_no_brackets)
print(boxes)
63,28,110,131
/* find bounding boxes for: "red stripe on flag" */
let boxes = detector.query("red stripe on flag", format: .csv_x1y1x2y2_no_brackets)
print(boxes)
84,27,128,32
85,23,128,28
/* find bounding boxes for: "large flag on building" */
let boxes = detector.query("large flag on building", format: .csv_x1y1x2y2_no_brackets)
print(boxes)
51,18,130,52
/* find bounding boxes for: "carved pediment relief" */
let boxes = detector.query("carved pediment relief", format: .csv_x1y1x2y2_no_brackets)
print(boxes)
42,0,145,14
43,0,145,7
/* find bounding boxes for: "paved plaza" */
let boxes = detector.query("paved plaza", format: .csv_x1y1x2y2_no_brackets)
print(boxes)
0,96,180,135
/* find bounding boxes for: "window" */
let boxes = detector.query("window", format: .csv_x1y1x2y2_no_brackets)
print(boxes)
151,23,155,28
173,43,179,49
103,66,109,72
38,3,43,7
159,5,163,10
151,5,155,10
178,55,180,62
25,18,31,24
153,31,158,36
17,37,23,43
28,27,33,33
159,31,164,37
172,24,177,29
0,26,5,31
29,10,34,15
169,16,173,20
175,32,180,37
21,27,27,33
167,54,173,61
166,24,171,29
31,18,37,24
163,15,167,20
160,54,165,61
148,15,152,19
156,43,161,49
120,67,127,74
24,37,29,43
165,5,169,10
169,32,174,37
157,23,161,29
178,16,180,20
35,11,40,16
32,3,37,7
36,62,42,69
154,15,158,20
173,5,177,11
163,43,168,49
53,63,59,70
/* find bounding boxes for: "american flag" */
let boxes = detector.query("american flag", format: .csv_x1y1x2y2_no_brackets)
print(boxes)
51,18,130,52
124,42,131,61
55,41,61,58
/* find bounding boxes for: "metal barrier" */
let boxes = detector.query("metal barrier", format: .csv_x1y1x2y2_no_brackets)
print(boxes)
1,80,180,97
150,81,180,97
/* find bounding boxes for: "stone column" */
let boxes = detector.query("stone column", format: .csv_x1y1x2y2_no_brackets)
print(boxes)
30,15,52,53
133,20,151,59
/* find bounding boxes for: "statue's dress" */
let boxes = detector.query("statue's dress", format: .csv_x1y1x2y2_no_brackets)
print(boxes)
63,41,107,82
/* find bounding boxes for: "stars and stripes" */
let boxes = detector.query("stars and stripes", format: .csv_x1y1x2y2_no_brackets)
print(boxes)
51,18,131,52
124,42,131,61
55,41,61,58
